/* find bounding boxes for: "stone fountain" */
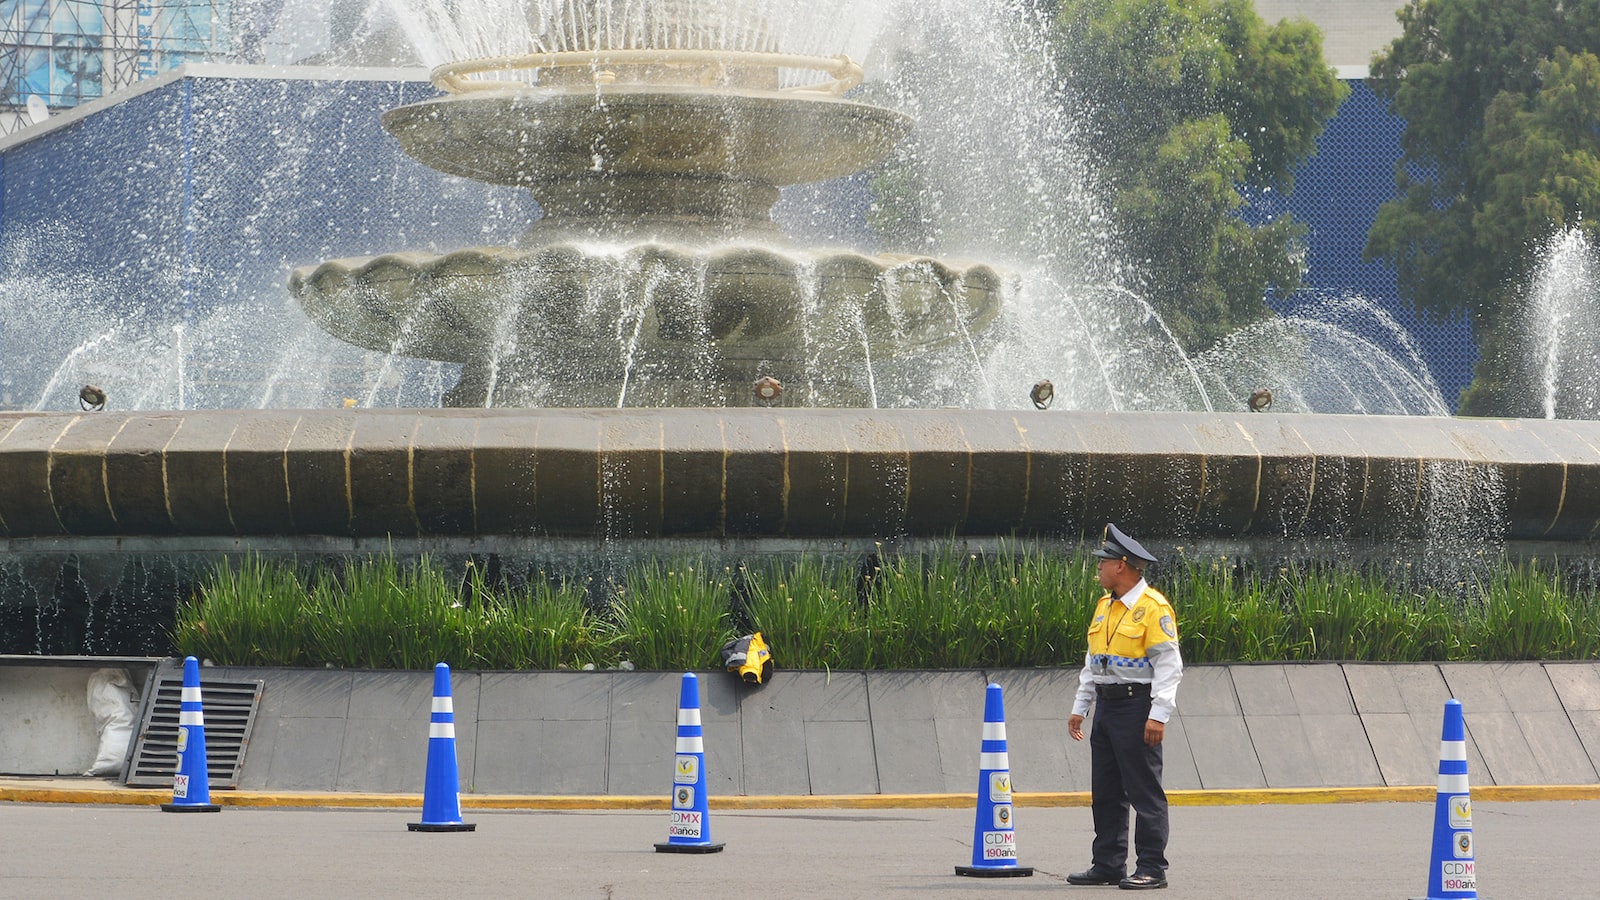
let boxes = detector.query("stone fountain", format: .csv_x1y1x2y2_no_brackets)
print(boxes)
8,1,1600,660
290,6,1000,407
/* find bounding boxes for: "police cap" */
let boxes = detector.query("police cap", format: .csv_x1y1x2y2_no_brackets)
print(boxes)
1091,523,1157,565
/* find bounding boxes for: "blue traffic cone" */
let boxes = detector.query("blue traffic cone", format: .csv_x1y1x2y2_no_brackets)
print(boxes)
1412,699,1477,899
409,662,475,832
654,672,724,853
161,656,220,812
956,683,1032,877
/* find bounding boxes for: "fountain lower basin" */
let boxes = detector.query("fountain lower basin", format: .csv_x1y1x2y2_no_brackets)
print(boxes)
292,242,1003,407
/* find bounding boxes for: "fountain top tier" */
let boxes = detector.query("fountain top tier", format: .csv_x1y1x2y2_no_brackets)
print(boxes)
385,50,906,242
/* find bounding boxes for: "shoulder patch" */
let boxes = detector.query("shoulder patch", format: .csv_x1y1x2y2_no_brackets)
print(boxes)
1159,615,1176,639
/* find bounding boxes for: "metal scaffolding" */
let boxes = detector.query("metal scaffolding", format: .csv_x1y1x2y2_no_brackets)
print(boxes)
0,0,233,134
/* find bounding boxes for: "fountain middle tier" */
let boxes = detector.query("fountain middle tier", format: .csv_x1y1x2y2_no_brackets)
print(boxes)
291,241,1003,407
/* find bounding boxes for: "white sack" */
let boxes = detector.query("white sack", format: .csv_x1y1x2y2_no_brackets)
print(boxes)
84,668,137,777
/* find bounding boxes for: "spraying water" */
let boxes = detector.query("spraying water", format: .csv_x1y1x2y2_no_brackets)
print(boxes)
1528,227,1600,420
4,0,1448,416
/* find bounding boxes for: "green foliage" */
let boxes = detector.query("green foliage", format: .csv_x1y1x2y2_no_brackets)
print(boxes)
1053,0,1347,349
739,557,864,669
612,562,735,671
1366,1,1600,414
1177,557,1290,661
172,555,312,667
173,555,616,671
175,550,1600,670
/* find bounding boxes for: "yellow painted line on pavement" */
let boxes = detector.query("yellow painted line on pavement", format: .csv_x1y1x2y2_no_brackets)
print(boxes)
5,783,1600,810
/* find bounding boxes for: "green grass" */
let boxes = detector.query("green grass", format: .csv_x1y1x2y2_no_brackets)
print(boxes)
172,548,1600,670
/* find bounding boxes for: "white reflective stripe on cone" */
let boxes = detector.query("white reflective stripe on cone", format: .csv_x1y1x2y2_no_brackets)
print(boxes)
979,753,1010,769
676,737,705,753
433,697,453,713
179,711,204,726
1437,774,1470,793
678,708,701,726
1439,739,1467,761
181,687,203,703
430,723,456,739
983,722,1007,740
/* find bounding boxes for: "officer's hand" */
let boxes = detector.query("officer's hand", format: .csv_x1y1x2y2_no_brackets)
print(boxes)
1144,719,1164,746
1068,714,1085,741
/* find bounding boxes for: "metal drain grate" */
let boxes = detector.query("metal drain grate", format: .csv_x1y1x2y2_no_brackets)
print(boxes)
124,664,263,789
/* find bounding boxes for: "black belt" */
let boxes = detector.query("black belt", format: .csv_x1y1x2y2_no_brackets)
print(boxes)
1096,682,1151,699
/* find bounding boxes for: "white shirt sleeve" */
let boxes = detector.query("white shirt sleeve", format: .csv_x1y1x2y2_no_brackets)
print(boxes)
1145,639,1183,723
1071,650,1097,718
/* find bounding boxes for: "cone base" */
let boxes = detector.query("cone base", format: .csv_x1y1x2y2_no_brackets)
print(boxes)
408,822,476,832
161,803,221,813
655,842,725,853
956,865,1034,877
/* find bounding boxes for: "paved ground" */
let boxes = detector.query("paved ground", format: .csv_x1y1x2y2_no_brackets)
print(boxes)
0,799,1594,898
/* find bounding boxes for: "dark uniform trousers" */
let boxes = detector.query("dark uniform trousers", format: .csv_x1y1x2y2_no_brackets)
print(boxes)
1089,690,1169,874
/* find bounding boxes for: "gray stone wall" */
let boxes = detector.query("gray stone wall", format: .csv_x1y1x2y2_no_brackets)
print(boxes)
211,661,1600,796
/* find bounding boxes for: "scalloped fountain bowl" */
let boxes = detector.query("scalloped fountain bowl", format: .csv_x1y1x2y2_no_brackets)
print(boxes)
291,240,1003,407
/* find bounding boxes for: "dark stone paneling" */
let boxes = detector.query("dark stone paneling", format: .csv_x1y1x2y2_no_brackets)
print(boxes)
839,415,911,536
721,412,786,535
104,414,183,534
163,413,240,534
901,416,969,535
778,413,848,536
963,414,1032,533
221,414,298,535
48,414,123,534
348,414,421,536
0,416,69,536
528,413,602,537
7,410,1600,544
284,414,357,535
411,414,478,534
472,413,540,535
660,414,723,536
1186,416,1268,536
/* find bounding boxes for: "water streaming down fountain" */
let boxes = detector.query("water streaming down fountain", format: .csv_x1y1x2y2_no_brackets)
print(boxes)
6,0,1600,657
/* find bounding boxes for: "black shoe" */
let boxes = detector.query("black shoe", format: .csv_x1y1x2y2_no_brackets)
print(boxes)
1118,871,1167,890
1066,867,1124,885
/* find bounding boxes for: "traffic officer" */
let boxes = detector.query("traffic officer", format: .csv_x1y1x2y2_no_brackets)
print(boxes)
1066,523,1183,890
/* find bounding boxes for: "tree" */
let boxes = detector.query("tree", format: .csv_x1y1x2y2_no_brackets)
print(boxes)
1052,0,1348,349
1366,0,1600,415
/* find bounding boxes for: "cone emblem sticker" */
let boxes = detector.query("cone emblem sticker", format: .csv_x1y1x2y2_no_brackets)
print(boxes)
674,755,698,784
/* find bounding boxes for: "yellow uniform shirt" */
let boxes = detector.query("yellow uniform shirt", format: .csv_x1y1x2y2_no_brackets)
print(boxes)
1071,580,1183,722
1086,585,1178,664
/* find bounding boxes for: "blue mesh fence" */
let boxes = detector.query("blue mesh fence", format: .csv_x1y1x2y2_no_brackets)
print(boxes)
1248,79,1477,410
